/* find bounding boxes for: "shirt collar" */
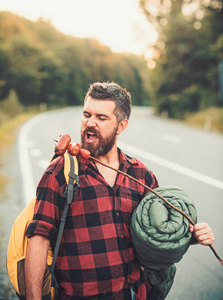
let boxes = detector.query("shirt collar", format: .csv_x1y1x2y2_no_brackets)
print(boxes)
78,147,138,172
118,148,138,169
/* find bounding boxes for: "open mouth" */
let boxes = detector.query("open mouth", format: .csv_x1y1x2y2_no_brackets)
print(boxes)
86,131,98,143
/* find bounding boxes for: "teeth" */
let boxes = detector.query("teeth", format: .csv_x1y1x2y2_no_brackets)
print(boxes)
87,132,95,139
87,131,97,137
86,131,97,141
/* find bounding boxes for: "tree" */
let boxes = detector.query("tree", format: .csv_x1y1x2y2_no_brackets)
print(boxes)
140,0,223,118
0,12,153,108
0,48,11,100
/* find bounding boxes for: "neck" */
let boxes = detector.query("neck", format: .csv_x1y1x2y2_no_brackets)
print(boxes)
93,144,119,187
95,144,119,166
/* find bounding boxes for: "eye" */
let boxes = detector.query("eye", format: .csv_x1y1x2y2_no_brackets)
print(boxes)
83,112,90,118
99,116,107,121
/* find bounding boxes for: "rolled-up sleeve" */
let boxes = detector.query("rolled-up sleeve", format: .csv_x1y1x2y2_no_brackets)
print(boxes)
26,156,66,242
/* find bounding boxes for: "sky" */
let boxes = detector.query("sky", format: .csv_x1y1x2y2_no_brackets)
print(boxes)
0,0,158,55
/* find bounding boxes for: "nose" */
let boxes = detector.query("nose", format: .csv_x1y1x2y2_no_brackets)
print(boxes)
86,116,96,127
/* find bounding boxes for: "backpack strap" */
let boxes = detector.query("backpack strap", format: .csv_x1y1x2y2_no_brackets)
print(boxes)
51,151,79,186
64,151,79,186
49,152,79,295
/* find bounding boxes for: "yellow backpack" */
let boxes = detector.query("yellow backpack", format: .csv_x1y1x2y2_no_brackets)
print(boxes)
6,152,79,300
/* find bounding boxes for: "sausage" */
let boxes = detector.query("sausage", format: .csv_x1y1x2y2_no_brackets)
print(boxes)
79,148,90,160
54,134,71,155
67,143,81,156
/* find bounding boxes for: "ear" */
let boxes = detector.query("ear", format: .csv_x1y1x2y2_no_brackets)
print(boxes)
117,119,128,135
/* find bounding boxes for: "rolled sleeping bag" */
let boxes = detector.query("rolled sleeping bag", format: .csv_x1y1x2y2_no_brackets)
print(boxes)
130,185,198,269
130,186,197,299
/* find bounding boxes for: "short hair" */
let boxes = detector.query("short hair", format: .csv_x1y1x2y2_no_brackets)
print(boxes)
85,81,132,122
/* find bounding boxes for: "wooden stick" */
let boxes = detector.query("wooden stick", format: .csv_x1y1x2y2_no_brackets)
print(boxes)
90,156,223,266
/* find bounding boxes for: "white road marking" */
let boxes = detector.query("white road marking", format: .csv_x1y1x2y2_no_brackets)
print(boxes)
18,113,223,208
30,148,42,157
18,114,45,205
162,133,182,144
118,140,223,190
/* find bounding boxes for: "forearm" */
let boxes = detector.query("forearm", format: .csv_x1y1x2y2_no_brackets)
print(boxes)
25,235,50,300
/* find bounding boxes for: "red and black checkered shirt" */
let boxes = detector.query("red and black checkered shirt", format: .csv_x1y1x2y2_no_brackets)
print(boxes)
27,149,158,299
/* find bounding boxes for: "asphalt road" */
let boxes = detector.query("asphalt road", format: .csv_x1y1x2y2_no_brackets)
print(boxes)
3,106,223,299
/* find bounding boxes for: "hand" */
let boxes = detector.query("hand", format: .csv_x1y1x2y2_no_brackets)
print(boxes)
189,222,215,246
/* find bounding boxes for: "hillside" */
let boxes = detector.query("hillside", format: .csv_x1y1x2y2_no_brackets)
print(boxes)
0,11,152,107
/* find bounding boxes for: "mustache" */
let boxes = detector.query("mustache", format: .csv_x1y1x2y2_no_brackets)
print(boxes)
84,127,99,136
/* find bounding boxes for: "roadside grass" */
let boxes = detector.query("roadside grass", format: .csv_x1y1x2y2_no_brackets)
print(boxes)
0,112,36,197
184,107,223,134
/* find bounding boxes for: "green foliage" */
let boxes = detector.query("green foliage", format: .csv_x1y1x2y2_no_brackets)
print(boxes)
0,90,23,124
140,0,223,118
0,12,152,108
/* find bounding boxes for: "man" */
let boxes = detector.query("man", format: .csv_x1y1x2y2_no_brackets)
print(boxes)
25,82,214,299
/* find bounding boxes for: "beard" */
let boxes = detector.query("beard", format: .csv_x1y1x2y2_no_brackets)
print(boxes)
81,125,118,157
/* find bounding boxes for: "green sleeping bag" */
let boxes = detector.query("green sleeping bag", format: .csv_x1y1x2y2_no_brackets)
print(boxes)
130,185,197,299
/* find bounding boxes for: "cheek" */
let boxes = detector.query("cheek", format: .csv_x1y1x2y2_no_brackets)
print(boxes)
101,126,112,138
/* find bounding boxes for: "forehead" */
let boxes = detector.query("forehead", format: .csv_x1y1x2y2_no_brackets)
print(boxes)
83,97,116,115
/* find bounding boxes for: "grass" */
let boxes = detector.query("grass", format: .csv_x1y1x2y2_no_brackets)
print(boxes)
184,107,223,134
0,113,35,152
0,112,36,197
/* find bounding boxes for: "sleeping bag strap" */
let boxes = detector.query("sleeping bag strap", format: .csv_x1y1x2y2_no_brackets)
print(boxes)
130,284,136,300
49,154,79,299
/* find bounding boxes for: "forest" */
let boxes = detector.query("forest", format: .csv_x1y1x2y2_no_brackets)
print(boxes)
0,0,223,120
0,11,152,111
140,0,223,118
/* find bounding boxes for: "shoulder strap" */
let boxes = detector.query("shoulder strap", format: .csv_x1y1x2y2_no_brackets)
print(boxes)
64,151,79,186
50,152,79,273
50,152,79,186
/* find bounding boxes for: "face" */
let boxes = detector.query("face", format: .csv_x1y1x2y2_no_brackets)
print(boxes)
81,97,120,157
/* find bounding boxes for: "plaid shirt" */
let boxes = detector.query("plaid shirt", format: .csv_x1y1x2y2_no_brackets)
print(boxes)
27,149,158,299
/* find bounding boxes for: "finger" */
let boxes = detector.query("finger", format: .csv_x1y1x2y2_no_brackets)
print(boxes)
197,236,214,246
193,228,209,237
189,224,194,232
196,230,215,245
194,222,210,231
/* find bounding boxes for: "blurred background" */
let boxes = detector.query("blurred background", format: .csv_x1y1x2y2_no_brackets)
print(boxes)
0,0,222,299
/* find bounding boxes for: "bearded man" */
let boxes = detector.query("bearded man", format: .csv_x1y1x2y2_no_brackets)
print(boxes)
25,82,214,300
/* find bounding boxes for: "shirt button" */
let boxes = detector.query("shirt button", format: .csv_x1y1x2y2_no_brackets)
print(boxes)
116,212,119,216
